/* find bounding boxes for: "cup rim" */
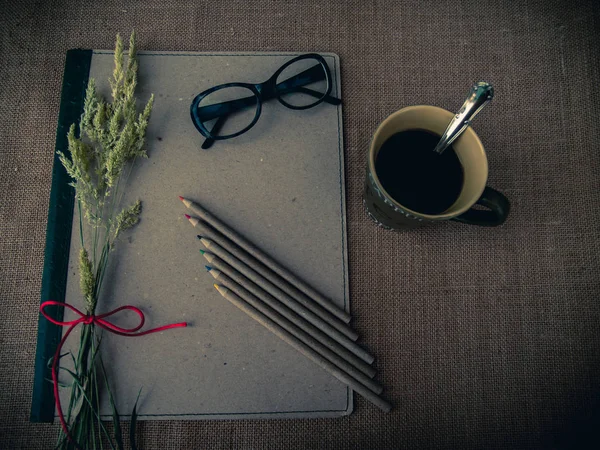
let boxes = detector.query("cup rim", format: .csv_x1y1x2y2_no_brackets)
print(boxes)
368,105,488,221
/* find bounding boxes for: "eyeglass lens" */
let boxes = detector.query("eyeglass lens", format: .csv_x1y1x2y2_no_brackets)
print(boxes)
197,86,259,138
276,59,328,108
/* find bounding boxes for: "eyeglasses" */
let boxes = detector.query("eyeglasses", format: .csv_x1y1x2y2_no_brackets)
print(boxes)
190,53,342,149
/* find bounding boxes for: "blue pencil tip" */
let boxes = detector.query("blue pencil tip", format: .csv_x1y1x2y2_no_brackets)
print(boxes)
205,265,212,271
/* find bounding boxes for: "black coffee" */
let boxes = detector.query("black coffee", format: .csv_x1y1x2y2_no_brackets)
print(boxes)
375,129,464,215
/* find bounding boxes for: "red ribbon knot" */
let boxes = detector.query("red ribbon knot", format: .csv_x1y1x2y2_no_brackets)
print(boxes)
40,300,187,448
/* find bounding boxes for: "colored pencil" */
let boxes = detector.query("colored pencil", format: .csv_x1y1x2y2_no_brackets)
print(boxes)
210,272,382,393
199,236,358,341
213,284,392,413
201,251,375,364
188,218,353,340
180,196,352,324
207,266,376,377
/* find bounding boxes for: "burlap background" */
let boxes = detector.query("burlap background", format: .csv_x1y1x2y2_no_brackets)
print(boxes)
1,1,599,448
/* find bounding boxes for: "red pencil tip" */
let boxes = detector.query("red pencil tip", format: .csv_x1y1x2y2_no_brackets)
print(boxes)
184,214,191,220
178,196,184,201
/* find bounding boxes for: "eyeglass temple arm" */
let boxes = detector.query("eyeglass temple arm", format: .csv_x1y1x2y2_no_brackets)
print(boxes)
201,115,227,149
200,90,341,149
295,87,341,105
197,88,339,124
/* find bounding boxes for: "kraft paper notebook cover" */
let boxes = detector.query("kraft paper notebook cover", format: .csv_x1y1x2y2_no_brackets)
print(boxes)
32,50,351,421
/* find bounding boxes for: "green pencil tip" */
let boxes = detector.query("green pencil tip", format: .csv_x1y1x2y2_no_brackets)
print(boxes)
199,249,205,255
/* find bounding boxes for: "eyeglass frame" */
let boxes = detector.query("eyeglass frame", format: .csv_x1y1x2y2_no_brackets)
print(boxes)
190,53,342,149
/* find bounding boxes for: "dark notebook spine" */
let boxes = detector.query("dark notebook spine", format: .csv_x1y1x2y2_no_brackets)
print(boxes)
30,49,92,423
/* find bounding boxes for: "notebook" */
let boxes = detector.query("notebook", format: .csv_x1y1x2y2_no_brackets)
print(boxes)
31,50,351,421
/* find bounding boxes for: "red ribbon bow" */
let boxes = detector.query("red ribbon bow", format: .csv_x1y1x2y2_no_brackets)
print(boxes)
40,300,187,448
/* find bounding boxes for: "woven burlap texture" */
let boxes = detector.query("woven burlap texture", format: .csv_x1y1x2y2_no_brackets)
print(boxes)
1,1,599,449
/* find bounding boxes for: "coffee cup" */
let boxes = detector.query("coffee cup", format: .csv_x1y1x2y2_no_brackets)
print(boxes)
364,105,510,230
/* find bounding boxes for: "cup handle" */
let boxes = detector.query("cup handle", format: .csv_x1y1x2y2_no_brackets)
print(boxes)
452,186,510,227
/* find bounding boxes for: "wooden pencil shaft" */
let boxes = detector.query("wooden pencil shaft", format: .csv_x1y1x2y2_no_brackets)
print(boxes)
218,276,383,394
203,253,375,365
201,238,359,342
210,268,377,379
184,198,352,323
194,221,353,337
215,285,392,413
